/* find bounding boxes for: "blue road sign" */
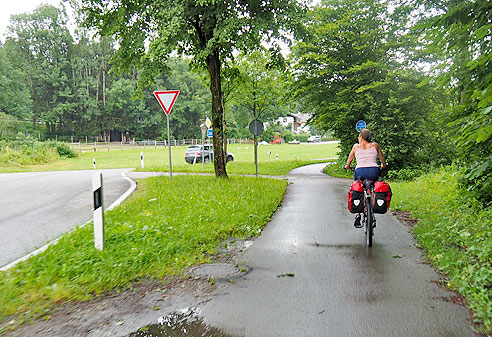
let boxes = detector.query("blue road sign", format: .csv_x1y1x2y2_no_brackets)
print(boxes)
207,128,213,138
356,120,367,132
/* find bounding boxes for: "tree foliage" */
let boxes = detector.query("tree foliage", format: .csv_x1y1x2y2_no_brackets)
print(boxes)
415,0,492,202
292,0,452,171
80,0,308,177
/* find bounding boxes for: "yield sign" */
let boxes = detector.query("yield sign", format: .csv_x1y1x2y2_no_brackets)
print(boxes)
153,90,180,115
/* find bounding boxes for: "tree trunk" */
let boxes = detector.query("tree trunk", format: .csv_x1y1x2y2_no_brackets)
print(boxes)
206,51,228,178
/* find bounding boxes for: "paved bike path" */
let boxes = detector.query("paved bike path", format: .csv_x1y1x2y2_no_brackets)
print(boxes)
199,163,475,336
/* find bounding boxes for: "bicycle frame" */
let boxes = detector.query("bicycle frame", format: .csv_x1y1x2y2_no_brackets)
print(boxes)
361,179,376,247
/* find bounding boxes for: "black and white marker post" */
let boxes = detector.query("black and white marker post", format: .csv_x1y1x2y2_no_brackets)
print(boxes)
153,90,180,180
140,151,144,169
92,173,105,250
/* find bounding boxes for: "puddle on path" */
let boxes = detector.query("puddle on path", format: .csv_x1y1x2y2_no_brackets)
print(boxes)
127,308,235,337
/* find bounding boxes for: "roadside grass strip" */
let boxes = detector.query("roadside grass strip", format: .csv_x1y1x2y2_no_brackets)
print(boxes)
0,175,287,330
391,168,492,334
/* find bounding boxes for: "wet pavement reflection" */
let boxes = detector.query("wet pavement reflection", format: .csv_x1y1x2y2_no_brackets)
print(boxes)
127,308,235,337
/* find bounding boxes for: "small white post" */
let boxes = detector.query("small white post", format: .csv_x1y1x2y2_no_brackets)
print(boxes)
92,173,105,251
140,151,144,169
93,158,96,169
276,153,279,161
268,151,271,161
154,140,157,149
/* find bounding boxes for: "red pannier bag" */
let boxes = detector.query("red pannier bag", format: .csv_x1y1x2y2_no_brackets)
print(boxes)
372,181,392,214
347,180,364,213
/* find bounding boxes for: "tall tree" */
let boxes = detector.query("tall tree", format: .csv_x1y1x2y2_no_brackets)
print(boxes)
415,0,492,202
0,44,31,119
292,0,448,170
6,5,74,134
232,49,289,123
80,0,307,177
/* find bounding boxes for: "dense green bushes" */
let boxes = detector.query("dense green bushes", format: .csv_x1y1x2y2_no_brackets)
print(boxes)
0,138,77,166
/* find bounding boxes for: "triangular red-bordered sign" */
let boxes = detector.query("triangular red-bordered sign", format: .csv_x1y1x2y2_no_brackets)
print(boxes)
153,90,180,115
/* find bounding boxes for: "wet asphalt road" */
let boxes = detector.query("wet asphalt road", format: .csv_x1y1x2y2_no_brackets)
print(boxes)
0,169,132,268
198,164,475,337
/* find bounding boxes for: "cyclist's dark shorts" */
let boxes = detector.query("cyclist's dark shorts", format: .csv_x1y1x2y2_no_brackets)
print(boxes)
354,167,380,181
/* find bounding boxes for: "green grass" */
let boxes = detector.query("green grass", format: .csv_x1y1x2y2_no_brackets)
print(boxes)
390,168,492,334
322,161,353,179
0,175,287,331
0,143,339,174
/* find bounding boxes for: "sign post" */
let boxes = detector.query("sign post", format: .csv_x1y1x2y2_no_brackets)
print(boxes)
205,117,212,165
249,119,264,177
201,124,207,169
154,90,180,180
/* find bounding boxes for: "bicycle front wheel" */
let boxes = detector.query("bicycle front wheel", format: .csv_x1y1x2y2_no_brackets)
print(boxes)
366,201,373,247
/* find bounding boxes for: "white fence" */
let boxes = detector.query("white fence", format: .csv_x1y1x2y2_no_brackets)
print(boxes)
70,138,253,152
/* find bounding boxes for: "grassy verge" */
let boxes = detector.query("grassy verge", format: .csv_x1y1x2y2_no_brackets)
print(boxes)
0,141,77,169
324,162,492,334
0,143,339,174
322,161,353,179
0,175,287,332
391,168,492,334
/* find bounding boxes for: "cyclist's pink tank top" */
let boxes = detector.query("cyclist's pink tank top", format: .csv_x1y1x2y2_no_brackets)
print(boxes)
355,144,378,168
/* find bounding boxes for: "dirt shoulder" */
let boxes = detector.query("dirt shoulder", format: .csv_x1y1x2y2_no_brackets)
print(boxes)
2,239,251,337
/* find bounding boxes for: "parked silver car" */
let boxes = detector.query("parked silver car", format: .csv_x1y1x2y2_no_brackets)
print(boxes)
307,135,322,142
185,144,234,164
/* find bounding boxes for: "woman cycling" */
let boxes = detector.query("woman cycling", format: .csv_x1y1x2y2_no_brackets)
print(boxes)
344,128,386,227
344,128,386,179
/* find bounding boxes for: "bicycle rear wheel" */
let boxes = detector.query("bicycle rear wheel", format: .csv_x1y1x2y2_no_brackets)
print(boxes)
366,201,373,247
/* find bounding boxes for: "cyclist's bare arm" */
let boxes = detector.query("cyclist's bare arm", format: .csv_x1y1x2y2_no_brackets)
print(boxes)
345,144,358,170
374,143,386,169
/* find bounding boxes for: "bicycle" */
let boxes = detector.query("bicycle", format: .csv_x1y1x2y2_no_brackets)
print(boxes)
349,168,379,247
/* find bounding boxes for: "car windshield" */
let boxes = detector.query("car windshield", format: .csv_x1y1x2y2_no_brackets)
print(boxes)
186,146,200,152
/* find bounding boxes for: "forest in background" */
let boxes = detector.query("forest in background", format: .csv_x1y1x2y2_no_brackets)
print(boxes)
0,4,296,143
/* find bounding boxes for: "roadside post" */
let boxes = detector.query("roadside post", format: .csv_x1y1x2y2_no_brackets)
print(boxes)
276,153,278,161
140,151,144,169
201,123,207,169
153,90,180,180
268,151,271,161
92,173,105,250
93,158,96,169
205,117,212,166
249,119,264,177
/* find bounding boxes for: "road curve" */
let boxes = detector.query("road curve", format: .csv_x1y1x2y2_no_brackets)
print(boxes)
199,163,475,337
0,169,132,268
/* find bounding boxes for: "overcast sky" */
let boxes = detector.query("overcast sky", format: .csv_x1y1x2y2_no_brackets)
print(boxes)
0,0,63,39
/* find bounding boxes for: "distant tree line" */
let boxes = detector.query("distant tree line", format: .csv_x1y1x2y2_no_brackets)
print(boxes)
0,4,296,143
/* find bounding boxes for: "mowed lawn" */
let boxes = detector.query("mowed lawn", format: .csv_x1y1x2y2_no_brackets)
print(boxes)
0,142,339,175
